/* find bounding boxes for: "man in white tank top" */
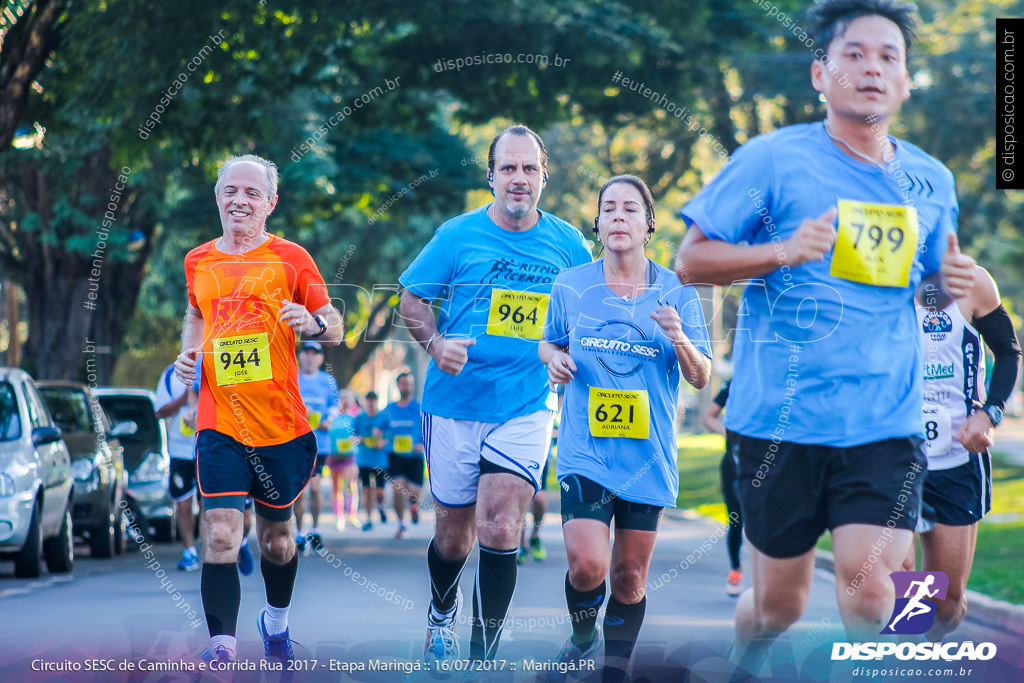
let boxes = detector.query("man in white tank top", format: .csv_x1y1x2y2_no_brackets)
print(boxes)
910,266,1021,639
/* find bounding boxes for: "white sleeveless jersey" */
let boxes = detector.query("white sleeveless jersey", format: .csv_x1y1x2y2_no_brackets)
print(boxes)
917,301,986,470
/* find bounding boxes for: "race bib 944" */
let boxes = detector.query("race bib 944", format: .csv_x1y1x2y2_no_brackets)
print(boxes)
212,333,272,386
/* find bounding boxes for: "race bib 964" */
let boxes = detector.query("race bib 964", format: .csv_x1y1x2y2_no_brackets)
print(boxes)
487,290,549,340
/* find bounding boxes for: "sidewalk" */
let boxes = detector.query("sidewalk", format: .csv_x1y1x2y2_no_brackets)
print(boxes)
992,414,1024,465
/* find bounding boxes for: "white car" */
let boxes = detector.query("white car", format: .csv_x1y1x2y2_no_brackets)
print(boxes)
0,368,74,578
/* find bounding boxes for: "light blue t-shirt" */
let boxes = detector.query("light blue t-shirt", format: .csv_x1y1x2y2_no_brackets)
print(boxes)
354,411,389,469
681,121,957,446
399,205,592,422
297,370,339,455
328,414,357,456
545,259,712,507
383,399,422,459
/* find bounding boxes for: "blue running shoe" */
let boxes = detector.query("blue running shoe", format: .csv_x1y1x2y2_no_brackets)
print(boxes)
178,548,199,572
257,610,295,662
237,540,254,576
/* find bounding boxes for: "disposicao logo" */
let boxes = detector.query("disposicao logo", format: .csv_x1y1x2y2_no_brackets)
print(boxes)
831,570,997,664
881,571,948,635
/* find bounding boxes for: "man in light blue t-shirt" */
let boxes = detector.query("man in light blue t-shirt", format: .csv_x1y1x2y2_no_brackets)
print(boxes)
675,0,979,670
382,372,424,538
294,341,339,551
399,125,591,663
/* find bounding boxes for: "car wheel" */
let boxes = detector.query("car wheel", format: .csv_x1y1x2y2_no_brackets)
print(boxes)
152,517,174,543
43,505,74,573
113,503,127,555
89,505,116,559
13,502,42,579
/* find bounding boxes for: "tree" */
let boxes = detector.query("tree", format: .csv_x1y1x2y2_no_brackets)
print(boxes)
1,0,696,382
0,0,69,150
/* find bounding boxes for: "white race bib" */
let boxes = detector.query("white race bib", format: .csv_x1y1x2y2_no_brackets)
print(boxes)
921,403,952,457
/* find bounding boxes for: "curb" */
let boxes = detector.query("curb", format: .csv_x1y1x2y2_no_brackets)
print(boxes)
815,549,1024,637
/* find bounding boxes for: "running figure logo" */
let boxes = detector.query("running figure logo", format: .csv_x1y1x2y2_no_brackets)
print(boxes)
880,571,949,635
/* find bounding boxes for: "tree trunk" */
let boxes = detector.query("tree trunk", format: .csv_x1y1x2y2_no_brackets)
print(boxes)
0,0,69,151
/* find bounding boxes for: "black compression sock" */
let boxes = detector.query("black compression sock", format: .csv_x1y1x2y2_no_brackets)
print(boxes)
202,562,241,636
728,522,743,571
261,553,298,608
427,537,469,613
565,572,605,645
603,594,646,662
469,544,518,660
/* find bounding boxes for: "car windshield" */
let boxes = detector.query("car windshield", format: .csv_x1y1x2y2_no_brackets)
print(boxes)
39,388,94,434
96,395,157,444
0,382,21,442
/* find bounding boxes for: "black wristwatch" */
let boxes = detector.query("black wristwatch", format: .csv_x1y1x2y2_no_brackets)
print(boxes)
310,314,328,338
983,404,1003,428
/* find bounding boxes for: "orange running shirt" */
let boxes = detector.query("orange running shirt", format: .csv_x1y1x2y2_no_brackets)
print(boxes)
185,235,331,447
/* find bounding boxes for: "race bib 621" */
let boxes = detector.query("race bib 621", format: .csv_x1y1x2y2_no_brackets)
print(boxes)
588,388,651,439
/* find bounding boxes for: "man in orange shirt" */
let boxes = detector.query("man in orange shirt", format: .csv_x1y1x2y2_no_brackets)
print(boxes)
175,154,342,664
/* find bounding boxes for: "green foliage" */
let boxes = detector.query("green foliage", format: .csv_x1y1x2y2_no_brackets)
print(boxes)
1,0,1020,384
970,521,1024,604
675,433,727,510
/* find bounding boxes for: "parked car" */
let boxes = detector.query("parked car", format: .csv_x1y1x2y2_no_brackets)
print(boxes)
0,368,74,577
38,381,130,558
92,388,175,543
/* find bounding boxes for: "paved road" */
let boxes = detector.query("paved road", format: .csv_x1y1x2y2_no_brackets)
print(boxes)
0,483,1020,682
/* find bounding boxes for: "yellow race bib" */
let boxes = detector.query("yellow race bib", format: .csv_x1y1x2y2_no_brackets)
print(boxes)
335,438,355,453
487,290,549,340
393,434,414,454
588,388,651,439
212,333,273,386
830,200,918,287
364,437,382,449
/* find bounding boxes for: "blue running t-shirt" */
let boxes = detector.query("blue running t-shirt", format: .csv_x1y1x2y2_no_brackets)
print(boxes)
681,122,957,447
400,205,592,423
297,370,339,455
545,259,712,507
354,411,390,469
383,399,423,459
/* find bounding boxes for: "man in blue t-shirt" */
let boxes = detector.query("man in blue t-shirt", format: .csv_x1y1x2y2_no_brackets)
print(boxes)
354,391,390,530
382,373,424,538
675,0,977,670
399,125,592,663
294,341,339,551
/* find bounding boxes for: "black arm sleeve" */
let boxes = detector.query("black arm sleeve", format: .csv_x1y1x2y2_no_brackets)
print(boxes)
713,383,730,408
974,305,1022,411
